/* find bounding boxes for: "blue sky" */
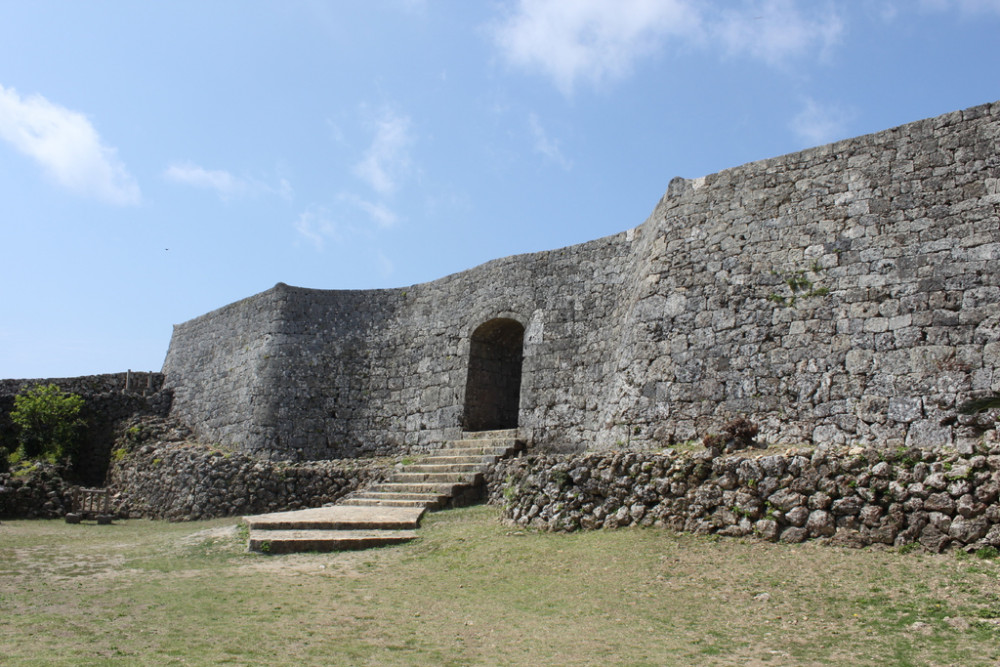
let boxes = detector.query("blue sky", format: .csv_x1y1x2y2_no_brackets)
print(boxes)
1,0,999,379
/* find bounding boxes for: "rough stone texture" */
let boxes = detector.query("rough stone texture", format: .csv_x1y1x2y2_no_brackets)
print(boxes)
0,373,171,485
162,101,1000,461
106,418,390,520
485,430,1000,551
0,462,76,519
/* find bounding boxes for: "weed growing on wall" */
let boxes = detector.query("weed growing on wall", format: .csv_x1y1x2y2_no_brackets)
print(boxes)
9,384,86,464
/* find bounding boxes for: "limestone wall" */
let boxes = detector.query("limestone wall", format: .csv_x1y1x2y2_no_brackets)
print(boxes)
163,101,1000,459
486,435,1000,553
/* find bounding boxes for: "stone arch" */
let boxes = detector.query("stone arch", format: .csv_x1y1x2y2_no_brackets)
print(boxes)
463,318,525,432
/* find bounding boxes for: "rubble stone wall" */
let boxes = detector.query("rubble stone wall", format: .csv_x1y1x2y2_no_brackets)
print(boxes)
162,101,1000,460
107,441,389,521
487,433,1000,552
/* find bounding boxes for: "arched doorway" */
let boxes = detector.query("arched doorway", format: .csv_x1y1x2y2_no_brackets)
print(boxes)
463,318,525,431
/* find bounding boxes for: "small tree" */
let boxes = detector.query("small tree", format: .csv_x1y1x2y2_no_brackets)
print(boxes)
10,384,86,462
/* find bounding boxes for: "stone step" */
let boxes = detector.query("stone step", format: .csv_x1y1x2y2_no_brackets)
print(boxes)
243,505,425,531
241,430,523,553
440,438,520,450
401,463,484,473
374,482,465,495
349,490,446,501
388,471,483,484
248,529,418,553
426,450,505,460
460,429,519,440
340,497,441,509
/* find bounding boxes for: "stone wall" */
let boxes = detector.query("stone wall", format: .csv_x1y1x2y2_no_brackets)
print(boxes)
486,431,1000,552
0,373,171,485
108,442,389,520
0,462,76,519
163,101,1000,460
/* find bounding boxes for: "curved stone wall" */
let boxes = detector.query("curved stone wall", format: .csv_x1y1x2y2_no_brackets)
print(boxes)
163,101,1000,460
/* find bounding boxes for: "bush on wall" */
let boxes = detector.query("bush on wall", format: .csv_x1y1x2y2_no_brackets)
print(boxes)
9,384,86,464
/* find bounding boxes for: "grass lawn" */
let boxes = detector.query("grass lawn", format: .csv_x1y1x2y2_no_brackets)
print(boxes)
2,505,999,666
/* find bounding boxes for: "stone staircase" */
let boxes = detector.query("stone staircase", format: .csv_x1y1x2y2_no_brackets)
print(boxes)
243,429,523,553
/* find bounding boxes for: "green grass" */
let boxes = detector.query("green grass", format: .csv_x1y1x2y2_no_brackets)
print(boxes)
1,506,999,665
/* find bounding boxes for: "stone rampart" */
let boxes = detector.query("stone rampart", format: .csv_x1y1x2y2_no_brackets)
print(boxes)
162,101,1000,459
0,372,171,484
486,433,1000,552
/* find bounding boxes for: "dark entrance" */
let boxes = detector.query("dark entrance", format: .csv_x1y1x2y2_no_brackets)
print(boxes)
463,318,525,431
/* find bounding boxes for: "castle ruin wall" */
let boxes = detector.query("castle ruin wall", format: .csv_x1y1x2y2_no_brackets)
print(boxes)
163,101,1000,460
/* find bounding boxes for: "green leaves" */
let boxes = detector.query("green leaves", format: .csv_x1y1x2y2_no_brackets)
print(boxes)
9,384,86,462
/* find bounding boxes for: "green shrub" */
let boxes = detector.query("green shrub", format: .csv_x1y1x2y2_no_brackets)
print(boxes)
9,384,86,463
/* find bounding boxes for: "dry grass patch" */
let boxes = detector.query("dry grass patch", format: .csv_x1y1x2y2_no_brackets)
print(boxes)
1,506,999,665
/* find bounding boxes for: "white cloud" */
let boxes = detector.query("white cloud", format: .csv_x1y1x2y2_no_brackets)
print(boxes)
0,84,140,205
294,206,343,250
165,163,245,199
712,0,844,66
164,161,294,201
338,192,399,228
790,97,856,146
528,113,572,169
491,0,846,94
353,109,414,195
493,0,700,95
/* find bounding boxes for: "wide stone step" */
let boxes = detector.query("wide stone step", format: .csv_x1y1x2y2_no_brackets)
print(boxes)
402,463,484,473
243,505,425,531
248,529,418,553
424,449,507,465
389,471,483,484
441,439,520,450
340,497,440,508
460,429,519,440
375,482,465,495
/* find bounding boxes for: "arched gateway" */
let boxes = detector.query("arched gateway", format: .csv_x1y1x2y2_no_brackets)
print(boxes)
462,318,525,432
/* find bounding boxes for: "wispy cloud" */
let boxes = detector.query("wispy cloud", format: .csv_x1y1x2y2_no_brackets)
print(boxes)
790,97,856,146
353,109,414,195
491,0,845,95
338,192,399,228
0,84,140,205
164,163,244,199
294,206,343,251
528,113,572,169
712,0,843,66
492,0,700,95
164,161,293,201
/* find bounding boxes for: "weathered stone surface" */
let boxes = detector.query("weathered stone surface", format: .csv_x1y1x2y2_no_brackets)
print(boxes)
488,443,1000,552
158,101,1000,460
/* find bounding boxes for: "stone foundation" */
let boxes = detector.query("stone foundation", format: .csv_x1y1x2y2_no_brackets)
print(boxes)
488,430,1000,552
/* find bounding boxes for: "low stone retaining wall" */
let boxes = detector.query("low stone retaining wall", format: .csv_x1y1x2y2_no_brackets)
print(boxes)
108,441,390,521
0,463,75,519
487,433,1000,552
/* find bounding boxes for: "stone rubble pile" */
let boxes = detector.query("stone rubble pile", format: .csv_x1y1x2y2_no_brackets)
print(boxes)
106,417,391,520
0,462,75,519
488,431,1000,552
108,445,390,521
